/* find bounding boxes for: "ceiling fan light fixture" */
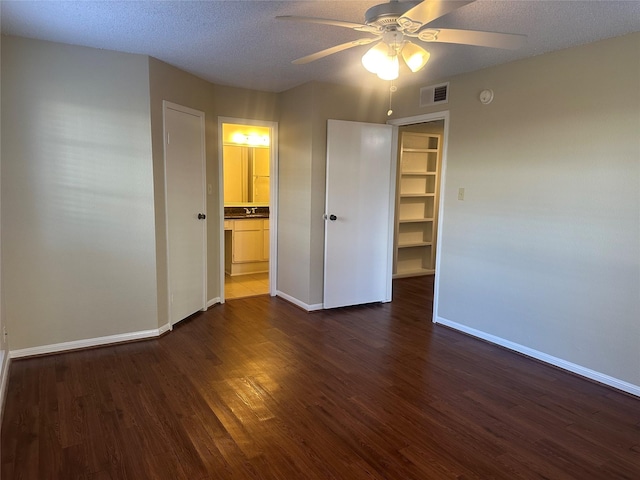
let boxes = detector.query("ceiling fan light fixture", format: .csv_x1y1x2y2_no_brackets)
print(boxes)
401,42,430,72
376,54,399,80
361,41,389,74
362,40,399,80
281,1,527,84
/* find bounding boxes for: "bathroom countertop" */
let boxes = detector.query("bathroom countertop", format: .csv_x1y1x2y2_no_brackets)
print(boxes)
224,206,269,219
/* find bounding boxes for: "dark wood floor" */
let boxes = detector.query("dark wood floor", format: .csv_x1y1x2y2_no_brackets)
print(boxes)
2,277,639,479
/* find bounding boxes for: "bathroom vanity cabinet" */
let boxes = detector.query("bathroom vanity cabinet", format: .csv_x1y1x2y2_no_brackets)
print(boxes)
224,218,269,276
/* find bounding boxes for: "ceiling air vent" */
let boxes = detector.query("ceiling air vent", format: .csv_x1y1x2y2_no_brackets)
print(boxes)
420,82,449,107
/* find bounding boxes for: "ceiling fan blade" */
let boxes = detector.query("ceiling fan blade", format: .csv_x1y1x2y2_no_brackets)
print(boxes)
422,28,527,49
292,38,378,65
400,0,475,29
276,15,378,33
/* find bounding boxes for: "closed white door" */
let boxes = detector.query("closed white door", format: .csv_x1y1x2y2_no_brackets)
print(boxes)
164,102,206,325
324,119,394,309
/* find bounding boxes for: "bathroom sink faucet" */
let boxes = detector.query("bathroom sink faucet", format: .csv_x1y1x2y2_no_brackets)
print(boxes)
243,207,259,215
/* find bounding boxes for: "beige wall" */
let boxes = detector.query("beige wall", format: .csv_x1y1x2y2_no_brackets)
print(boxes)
277,83,315,304
3,30,637,392
277,82,387,306
392,32,640,387
1,36,158,350
213,85,278,122
0,32,8,411
148,58,277,324
148,58,217,326
0,39,278,349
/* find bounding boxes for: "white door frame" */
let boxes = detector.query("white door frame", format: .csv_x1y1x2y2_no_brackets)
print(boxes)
218,117,278,303
163,100,207,329
387,111,449,322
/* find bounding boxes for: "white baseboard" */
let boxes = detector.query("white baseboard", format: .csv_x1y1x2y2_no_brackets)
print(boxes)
0,352,11,424
158,322,171,335
275,291,323,312
434,316,640,398
10,325,170,359
207,297,221,308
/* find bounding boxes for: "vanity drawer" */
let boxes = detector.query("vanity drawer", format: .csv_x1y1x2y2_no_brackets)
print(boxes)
233,219,263,231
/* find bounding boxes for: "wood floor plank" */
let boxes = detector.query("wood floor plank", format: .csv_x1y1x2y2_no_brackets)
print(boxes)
3,276,640,479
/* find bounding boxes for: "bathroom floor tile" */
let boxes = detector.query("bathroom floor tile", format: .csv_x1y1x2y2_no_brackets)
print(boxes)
225,272,269,299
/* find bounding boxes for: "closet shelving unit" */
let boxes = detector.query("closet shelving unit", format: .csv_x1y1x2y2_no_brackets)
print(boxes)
393,132,442,278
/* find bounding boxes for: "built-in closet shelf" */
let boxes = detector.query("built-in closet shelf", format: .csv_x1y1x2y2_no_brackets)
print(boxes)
399,218,434,223
401,148,439,153
393,132,442,279
398,242,433,248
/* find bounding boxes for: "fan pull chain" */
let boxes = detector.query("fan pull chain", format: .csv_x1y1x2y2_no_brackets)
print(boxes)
387,82,397,116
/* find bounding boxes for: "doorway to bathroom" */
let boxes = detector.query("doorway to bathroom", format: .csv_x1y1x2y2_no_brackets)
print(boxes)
219,119,277,300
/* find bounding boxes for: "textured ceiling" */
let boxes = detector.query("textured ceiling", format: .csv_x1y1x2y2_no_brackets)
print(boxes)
1,1,639,93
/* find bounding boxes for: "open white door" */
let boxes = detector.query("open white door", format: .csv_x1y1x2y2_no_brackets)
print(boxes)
324,119,394,309
164,102,207,325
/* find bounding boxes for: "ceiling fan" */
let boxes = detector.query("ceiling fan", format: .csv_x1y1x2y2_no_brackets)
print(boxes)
277,0,526,80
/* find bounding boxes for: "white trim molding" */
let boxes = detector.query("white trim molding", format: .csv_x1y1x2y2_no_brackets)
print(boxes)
218,117,279,305
275,291,323,312
10,325,171,359
207,297,221,308
435,316,640,398
157,322,172,336
387,111,450,326
0,354,11,423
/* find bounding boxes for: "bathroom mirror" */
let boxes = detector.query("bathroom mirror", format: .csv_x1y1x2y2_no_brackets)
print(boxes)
223,146,269,204
222,124,270,206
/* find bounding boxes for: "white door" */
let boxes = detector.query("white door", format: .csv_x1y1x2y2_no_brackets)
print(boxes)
164,102,207,325
324,119,394,309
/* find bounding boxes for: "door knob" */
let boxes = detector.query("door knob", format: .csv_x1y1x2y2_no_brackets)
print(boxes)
198,213,206,220
329,214,337,221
